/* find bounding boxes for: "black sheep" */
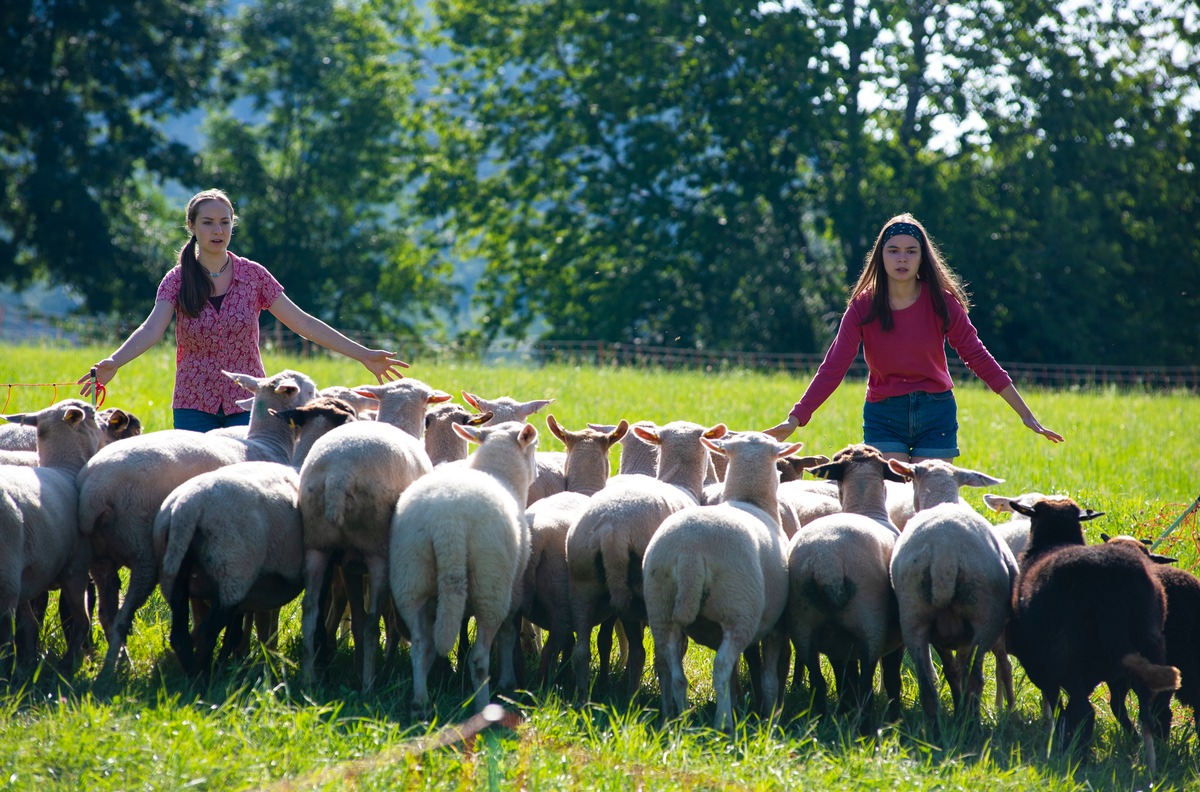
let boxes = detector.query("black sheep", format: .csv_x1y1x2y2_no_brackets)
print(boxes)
1102,534,1200,742
1006,498,1179,775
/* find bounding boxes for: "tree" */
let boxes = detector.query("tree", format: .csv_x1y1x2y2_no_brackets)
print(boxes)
0,0,220,313
196,0,454,345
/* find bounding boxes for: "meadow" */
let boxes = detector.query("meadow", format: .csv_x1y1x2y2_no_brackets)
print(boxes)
1,342,1198,790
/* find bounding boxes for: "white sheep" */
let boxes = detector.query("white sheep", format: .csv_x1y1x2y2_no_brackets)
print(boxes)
785,443,908,718
0,407,142,466
390,420,538,715
77,369,318,677
423,402,492,466
296,378,443,692
0,400,111,671
151,398,358,677
644,432,803,730
462,390,565,505
519,416,629,687
885,458,1013,726
565,420,727,701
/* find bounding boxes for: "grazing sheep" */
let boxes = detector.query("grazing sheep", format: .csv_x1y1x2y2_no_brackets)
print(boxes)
1101,534,1200,743
152,398,357,677
785,444,907,718
644,432,803,730
885,458,1013,727
565,421,727,701
77,369,317,677
519,417,629,687
297,378,443,692
390,420,538,715
0,400,112,672
1005,497,1179,775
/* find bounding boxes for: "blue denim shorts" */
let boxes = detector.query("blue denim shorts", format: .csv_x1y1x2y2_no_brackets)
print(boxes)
862,390,959,458
173,408,251,433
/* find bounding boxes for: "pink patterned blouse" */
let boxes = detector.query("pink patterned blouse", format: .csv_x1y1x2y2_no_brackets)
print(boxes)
155,252,285,414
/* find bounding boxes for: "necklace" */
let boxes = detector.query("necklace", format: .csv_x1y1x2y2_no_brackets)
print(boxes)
205,257,230,278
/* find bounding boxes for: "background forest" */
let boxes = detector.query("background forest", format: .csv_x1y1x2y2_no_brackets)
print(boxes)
2,0,1198,365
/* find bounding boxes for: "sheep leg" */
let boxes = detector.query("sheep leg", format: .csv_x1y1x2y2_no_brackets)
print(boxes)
89,560,121,639
992,640,1015,711
759,631,786,719
167,570,198,676
300,549,332,686
322,566,349,646
569,597,599,702
344,569,369,684
713,630,749,733
1060,689,1097,760
537,625,570,688
399,596,436,717
189,597,210,643
360,555,389,694
621,617,646,701
254,609,280,650
881,648,903,721
197,600,238,679
1107,678,1136,733
13,601,38,670
650,623,686,721
596,615,617,683
58,572,92,671
962,645,988,725
937,647,964,715
907,635,942,724
100,561,158,677
743,644,764,713
495,613,522,692
468,617,499,713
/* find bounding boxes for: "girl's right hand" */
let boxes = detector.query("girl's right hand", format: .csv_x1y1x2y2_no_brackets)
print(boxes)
79,358,118,397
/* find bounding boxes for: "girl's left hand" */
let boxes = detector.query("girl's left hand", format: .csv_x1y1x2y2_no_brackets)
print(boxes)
1024,415,1064,443
360,349,409,382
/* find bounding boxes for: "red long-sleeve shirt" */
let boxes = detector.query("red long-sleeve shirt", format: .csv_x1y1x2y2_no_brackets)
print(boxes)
788,286,1012,426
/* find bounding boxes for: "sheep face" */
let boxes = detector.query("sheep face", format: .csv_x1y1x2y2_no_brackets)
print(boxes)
4,399,105,467
462,391,553,423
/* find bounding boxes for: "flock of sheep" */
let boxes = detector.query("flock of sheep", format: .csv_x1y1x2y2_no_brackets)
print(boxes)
0,368,1195,777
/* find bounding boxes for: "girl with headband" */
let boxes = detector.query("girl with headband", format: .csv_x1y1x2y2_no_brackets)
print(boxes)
765,213,1062,461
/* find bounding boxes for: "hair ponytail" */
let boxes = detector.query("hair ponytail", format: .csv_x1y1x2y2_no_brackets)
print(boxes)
177,235,211,318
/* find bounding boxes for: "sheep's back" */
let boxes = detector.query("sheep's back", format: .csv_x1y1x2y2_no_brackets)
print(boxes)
787,514,894,612
0,466,80,600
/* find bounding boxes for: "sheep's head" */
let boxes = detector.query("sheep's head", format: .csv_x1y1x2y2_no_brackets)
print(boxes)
1099,532,1178,565
809,443,908,484
887,458,1003,512
1014,496,1104,556
777,453,831,482
271,397,358,429
462,391,553,423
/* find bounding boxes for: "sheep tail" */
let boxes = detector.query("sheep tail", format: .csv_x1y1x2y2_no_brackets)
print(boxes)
156,497,197,598
432,528,470,656
600,527,635,613
671,556,706,626
808,554,853,611
928,552,960,610
1121,653,1181,694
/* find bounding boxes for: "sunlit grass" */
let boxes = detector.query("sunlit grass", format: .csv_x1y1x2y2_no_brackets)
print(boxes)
1,342,1199,789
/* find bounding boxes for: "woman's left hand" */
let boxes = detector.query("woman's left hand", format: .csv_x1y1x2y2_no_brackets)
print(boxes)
1024,415,1064,443
360,349,409,383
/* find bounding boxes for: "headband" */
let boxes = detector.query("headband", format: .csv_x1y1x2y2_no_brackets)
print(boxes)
881,221,924,244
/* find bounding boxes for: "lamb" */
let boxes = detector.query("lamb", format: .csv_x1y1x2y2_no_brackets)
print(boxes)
785,443,908,718
565,420,727,700
0,400,114,672
463,390,563,505
424,402,491,466
77,369,318,677
1005,497,1179,775
152,398,357,677
884,459,1014,726
643,432,802,730
390,420,538,715
519,417,629,687
0,407,142,466
1101,534,1200,743
297,377,443,692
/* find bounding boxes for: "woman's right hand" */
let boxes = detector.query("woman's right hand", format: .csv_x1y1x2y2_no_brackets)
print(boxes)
79,358,118,397
763,416,799,441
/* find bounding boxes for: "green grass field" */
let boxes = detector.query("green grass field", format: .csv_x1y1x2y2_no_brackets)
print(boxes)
2,343,1198,790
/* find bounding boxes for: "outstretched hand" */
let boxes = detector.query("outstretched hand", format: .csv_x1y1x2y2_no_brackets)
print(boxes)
360,349,409,383
763,416,799,441
1023,415,1064,444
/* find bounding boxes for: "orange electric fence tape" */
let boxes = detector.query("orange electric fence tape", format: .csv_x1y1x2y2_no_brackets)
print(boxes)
0,377,106,414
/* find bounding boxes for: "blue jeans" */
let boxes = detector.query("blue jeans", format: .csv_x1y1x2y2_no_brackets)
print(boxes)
173,408,251,433
862,390,959,458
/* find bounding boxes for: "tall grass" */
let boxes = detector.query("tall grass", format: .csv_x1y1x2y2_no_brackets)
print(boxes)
1,342,1198,790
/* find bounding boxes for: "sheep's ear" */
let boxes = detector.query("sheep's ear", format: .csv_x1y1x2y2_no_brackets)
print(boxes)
428,390,453,405
520,399,554,417
352,388,382,402
1079,508,1105,522
518,422,539,447
1100,532,1113,542
588,422,618,434
982,494,1011,513
235,396,254,411
700,436,727,456
887,459,915,480
466,410,492,427
883,463,910,483
461,391,483,410
453,423,484,444
790,453,829,469
774,442,806,461
62,405,89,427
703,423,728,440
223,370,263,393
1150,553,1179,565
546,414,568,443
953,467,1004,489
104,408,131,434
633,425,663,445
606,420,630,445
1009,499,1036,518
807,461,844,481
3,412,34,426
